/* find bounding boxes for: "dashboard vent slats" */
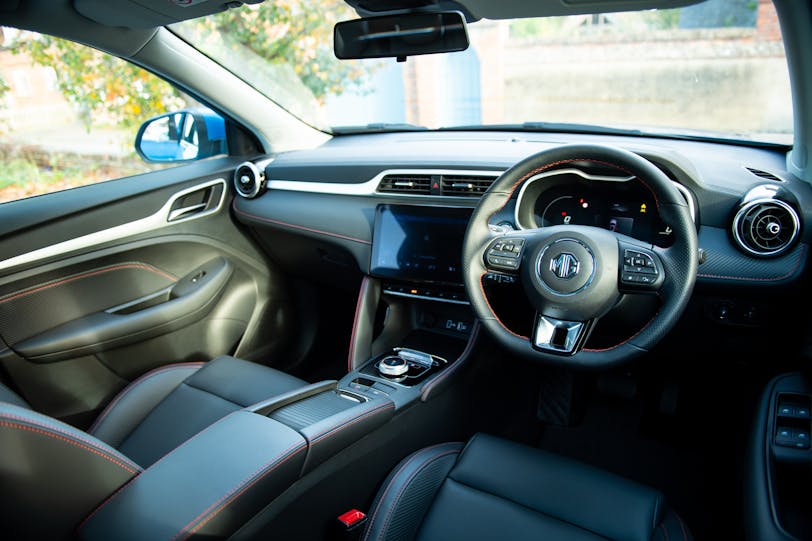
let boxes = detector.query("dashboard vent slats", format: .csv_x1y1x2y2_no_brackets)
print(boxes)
377,174,432,194
441,174,495,196
746,167,783,182
377,172,498,197
733,200,799,257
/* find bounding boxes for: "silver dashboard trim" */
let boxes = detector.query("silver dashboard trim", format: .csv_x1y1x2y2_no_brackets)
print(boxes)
267,168,503,197
0,178,227,272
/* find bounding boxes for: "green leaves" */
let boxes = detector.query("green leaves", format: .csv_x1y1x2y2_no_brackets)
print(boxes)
11,33,185,130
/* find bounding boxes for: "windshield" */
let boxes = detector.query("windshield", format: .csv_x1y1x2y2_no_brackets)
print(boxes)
172,0,792,144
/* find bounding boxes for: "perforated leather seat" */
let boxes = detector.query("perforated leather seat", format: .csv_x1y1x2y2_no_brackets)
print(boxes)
0,355,306,541
363,433,692,541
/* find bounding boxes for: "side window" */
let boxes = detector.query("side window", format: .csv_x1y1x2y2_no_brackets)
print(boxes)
0,29,227,205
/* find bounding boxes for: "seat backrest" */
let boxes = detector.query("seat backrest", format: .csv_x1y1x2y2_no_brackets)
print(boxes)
0,402,142,541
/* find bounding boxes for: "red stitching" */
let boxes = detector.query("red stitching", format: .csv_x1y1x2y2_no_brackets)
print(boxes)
421,323,480,401
676,513,688,541
0,420,140,475
660,522,671,541
0,262,176,305
478,273,528,339
310,402,394,444
79,410,242,533
233,202,372,245
172,442,308,541
362,443,460,541
697,244,805,282
88,362,205,434
374,449,460,541
76,473,139,532
583,295,662,352
348,276,369,372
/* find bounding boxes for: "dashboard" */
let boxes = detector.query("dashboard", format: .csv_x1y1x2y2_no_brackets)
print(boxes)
231,130,811,337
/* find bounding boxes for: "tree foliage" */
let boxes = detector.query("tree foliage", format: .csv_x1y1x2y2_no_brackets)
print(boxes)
10,33,186,129
199,0,367,102
8,0,366,129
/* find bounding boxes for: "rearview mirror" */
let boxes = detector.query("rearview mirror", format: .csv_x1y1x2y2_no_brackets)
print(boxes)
135,107,227,163
334,11,469,60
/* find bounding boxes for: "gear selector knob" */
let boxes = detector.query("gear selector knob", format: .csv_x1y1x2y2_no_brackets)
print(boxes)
378,355,408,377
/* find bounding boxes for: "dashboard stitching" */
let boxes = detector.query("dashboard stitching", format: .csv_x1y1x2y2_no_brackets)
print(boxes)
233,204,372,245
347,275,369,372
696,244,806,281
421,322,480,401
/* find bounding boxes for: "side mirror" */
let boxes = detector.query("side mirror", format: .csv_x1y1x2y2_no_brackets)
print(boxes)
135,108,227,163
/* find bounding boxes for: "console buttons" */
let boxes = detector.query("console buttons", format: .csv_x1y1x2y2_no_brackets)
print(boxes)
486,238,525,272
777,401,812,420
779,405,794,416
484,272,517,284
620,249,660,287
775,427,811,449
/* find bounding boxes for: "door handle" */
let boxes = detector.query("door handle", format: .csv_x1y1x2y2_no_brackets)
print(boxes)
167,203,208,222
166,182,224,223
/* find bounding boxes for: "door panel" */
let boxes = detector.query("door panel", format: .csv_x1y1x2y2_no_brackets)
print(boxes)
0,159,293,423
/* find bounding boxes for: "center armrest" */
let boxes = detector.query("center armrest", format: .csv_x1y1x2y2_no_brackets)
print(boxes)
255,384,396,474
275,391,395,474
79,411,307,541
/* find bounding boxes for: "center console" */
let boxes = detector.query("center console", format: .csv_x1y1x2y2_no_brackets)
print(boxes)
344,203,479,407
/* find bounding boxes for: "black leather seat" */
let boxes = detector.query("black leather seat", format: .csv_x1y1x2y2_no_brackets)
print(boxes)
0,355,306,540
363,433,691,541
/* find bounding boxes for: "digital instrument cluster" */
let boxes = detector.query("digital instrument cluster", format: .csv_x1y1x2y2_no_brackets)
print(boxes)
530,182,675,247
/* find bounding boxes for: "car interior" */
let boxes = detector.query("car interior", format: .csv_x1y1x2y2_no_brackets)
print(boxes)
0,0,810,540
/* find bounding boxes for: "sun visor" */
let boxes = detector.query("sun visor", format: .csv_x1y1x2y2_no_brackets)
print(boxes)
73,0,263,29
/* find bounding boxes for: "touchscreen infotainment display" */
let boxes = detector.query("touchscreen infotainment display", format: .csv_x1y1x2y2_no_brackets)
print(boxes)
370,205,473,285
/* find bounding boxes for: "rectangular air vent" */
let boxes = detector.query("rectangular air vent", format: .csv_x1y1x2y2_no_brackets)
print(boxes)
377,172,498,197
441,174,496,196
377,174,432,194
746,167,784,182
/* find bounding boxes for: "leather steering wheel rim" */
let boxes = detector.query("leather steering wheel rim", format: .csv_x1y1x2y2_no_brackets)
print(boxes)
462,143,698,369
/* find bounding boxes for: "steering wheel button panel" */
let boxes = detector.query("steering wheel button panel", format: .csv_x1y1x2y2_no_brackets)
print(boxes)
486,237,525,271
620,248,662,288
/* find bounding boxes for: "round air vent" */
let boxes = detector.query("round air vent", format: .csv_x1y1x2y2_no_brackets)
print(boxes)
233,162,266,199
732,199,799,257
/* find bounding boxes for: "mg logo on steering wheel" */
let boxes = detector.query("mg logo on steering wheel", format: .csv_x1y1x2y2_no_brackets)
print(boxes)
550,252,580,279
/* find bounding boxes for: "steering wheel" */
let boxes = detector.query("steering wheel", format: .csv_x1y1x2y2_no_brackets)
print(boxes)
462,144,698,369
